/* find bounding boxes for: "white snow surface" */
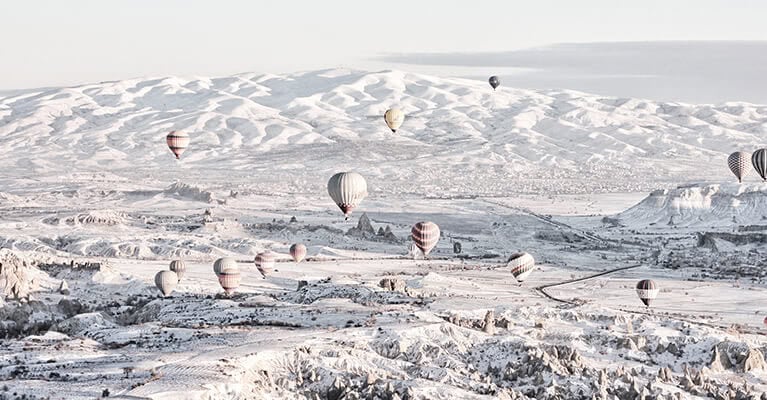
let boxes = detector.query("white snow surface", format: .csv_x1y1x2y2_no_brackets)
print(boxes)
0,69,766,399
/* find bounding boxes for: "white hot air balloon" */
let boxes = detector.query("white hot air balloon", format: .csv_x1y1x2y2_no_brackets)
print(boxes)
155,270,179,297
384,108,405,133
728,151,750,183
213,257,238,277
507,252,535,282
327,172,368,220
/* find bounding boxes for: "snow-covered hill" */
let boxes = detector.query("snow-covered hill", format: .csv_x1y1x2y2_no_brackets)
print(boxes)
616,183,767,228
2,69,767,196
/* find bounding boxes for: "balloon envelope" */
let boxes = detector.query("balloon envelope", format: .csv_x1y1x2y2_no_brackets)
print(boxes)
752,149,767,182
169,260,186,281
218,271,241,295
411,221,440,256
636,279,659,307
166,131,190,159
327,172,368,218
289,243,307,263
728,151,750,183
213,257,238,277
254,251,275,277
488,76,500,90
154,270,178,297
508,252,535,282
384,108,405,133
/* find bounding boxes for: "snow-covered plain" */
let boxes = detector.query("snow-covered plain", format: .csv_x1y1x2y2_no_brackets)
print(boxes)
0,69,767,399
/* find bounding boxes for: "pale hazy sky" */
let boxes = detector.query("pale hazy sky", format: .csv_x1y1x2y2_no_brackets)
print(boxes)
2,0,766,89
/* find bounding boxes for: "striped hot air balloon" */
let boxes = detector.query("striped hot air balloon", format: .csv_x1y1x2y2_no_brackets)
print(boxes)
166,131,190,159
154,270,178,297
508,252,535,282
254,251,275,278
728,151,751,183
213,257,238,277
636,279,659,307
384,108,405,133
752,149,767,182
218,270,241,295
289,243,307,263
169,260,186,281
327,172,368,219
411,221,440,256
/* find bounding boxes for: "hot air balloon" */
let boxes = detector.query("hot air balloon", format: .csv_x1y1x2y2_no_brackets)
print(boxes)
166,131,190,160
728,151,750,183
289,244,307,263
169,260,186,281
327,172,368,220
213,257,238,277
763,316,767,327
384,108,405,133
488,76,500,90
218,270,241,295
411,221,440,256
752,149,767,182
154,270,178,297
636,279,658,307
508,252,535,282
254,251,275,278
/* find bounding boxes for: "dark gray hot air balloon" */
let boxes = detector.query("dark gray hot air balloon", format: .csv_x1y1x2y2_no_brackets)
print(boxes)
636,279,658,307
169,260,186,281
154,270,178,297
488,76,500,90
752,149,767,182
728,151,750,183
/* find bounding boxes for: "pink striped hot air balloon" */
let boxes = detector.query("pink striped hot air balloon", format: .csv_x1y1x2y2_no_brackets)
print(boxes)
289,243,307,263
411,221,440,256
218,270,241,295
254,251,275,278
166,131,190,159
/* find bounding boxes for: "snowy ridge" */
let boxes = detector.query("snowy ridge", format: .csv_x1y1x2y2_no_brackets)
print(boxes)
616,183,767,227
2,69,767,195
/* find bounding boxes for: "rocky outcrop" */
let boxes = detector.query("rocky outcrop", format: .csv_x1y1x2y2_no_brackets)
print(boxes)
379,278,406,292
0,249,38,300
713,341,766,372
